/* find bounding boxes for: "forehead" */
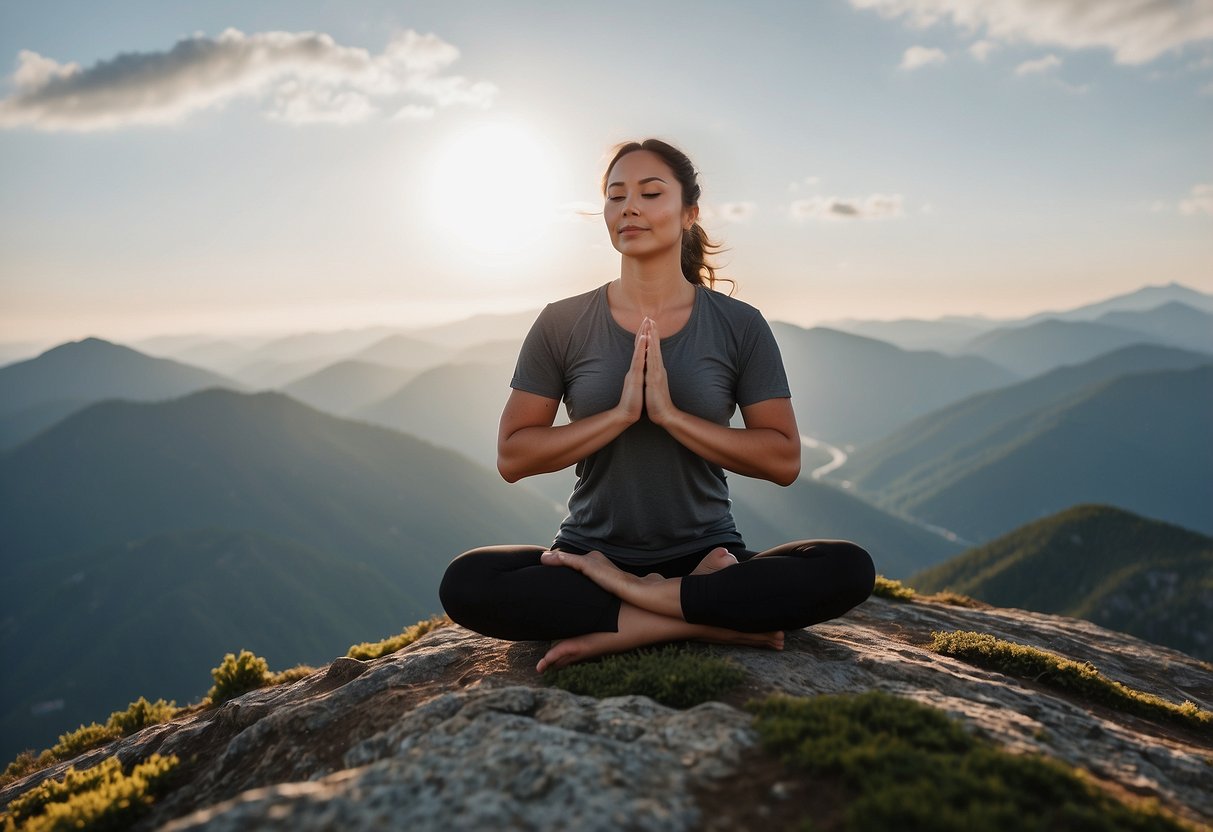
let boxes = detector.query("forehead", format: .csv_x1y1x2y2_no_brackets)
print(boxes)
607,150,677,187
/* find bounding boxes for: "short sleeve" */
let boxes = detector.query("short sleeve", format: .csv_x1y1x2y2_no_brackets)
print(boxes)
736,313,791,407
510,305,566,400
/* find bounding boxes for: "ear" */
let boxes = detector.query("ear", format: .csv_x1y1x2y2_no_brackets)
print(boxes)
684,203,699,231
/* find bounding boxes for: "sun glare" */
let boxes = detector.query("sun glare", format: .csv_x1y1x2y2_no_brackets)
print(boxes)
427,121,558,257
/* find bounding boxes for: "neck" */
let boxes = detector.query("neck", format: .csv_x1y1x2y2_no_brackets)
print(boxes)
616,255,693,314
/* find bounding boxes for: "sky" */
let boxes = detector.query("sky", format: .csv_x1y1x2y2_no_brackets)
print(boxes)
1,0,1211,348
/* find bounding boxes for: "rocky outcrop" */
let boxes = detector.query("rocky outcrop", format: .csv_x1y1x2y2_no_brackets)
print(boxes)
3,596,1211,830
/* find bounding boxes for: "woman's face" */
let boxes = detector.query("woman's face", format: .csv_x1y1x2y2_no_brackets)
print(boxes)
604,150,698,259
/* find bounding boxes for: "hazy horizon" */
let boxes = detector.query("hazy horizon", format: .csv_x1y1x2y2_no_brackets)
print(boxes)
2,2,1211,347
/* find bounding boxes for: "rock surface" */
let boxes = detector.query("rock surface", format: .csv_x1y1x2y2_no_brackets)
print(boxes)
3,596,1211,830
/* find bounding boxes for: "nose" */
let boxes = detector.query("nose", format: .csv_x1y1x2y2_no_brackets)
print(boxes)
621,193,640,216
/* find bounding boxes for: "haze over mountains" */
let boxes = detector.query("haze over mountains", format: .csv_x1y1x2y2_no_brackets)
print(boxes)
1,280,1210,760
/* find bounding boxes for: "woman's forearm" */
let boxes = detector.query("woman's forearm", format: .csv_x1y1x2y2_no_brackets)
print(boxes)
498,407,635,482
657,409,801,486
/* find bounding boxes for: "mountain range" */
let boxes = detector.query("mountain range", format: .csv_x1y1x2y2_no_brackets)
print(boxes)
910,505,1213,661
0,389,561,758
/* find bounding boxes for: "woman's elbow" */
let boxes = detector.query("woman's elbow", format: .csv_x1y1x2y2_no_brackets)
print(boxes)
772,447,801,486
497,453,523,483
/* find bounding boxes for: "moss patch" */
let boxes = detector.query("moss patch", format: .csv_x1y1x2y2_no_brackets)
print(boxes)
930,631,1211,735
347,615,450,661
544,644,746,709
873,575,917,601
1,699,180,788
1,754,179,832
748,691,1186,832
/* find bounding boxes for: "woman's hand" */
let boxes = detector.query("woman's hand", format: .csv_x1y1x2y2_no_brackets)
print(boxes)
641,318,680,427
615,322,648,424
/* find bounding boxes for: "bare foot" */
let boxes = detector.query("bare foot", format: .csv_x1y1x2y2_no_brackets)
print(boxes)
641,572,664,584
540,549,637,598
535,603,784,673
690,547,738,576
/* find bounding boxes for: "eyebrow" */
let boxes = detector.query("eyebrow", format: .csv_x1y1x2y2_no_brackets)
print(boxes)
606,176,668,189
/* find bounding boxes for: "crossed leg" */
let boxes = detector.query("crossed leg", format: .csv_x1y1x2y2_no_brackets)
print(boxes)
536,547,780,672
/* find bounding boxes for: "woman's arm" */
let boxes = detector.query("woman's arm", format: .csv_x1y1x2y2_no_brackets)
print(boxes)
496,324,649,482
642,318,801,486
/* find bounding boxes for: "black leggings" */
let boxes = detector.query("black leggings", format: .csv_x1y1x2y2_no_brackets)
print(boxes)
439,540,875,641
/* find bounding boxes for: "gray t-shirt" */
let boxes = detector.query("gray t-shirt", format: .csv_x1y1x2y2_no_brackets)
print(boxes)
511,282,791,564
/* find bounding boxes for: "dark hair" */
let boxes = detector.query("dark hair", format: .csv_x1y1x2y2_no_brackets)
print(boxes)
602,139,731,291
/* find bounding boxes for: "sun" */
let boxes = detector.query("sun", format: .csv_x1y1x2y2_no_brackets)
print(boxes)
427,121,559,256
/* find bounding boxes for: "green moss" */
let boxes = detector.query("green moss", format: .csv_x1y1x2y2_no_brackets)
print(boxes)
347,615,450,661
872,575,917,601
47,724,119,762
544,643,746,709
269,664,317,686
207,650,270,705
0,751,57,788
2,754,178,832
930,631,1211,735
748,691,1186,832
925,591,985,608
1,697,181,788
104,697,178,736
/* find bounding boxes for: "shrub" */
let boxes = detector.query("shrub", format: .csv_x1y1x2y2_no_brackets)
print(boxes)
48,724,119,761
207,650,270,705
544,643,746,708
747,691,1186,831
0,750,56,788
269,664,317,686
924,591,985,608
1,698,180,787
929,630,1212,734
872,575,916,601
3,753,179,832
347,615,450,661
105,697,178,736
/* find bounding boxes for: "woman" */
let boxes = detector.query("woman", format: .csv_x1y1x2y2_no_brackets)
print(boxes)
440,139,875,673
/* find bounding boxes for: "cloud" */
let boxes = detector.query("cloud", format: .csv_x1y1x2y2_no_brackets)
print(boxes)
849,0,1213,65
0,28,496,131
1179,183,1213,216
900,45,948,69
716,202,758,223
790,194,905,221
968,39,998,60
1015,53,1062,75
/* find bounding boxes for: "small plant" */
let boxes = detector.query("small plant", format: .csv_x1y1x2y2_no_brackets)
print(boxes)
48,723,119,761
269,664,317,686
0,697,181,787
105,697,178,736
347,615,450,661
2,754,178,832
930,631,1212,734
872,575,916,601
747,691,1186,831
544,643,746,709
1,750,56,788
207,650,271,705
924,591,985,608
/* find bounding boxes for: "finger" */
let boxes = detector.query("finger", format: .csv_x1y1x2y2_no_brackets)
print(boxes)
646,319,664,370
630,329,648,371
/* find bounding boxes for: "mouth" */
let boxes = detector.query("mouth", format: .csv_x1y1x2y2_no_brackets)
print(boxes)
618,225,647,234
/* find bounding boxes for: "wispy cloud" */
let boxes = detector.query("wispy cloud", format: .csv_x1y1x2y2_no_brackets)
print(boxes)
968,39,998,61
1015,54,1061,75
716,202,758,223
790,194,905,221
1179,183,1213,216
849,0,1213,65
0,28,496,131
900,45,948,70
